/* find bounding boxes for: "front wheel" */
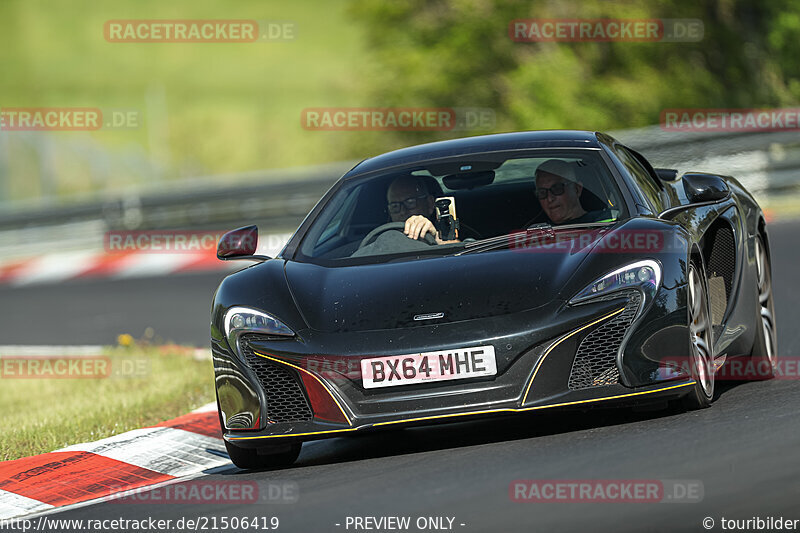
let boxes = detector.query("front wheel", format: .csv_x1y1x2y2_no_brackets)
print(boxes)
224,439,302,470
682,262,715,410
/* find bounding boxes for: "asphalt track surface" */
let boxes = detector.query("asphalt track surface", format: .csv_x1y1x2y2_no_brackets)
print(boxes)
0,271,229,345
8,220,800,532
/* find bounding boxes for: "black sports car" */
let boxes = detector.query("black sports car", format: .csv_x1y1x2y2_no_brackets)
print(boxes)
211,130,776,469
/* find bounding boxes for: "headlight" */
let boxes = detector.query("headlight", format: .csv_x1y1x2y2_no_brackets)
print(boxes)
570,260,661,305
224,307,294,348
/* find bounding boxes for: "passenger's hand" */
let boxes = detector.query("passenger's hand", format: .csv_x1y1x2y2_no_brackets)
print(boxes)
404,215,436,241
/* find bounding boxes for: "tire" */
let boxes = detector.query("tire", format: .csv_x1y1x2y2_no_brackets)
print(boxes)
748,234,777,379
682,261,715,410
224,439,302,470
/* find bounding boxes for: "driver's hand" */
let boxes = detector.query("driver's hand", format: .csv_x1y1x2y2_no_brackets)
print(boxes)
404,215,436,241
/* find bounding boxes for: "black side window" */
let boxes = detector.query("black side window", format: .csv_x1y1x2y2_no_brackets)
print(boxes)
615,146,664,212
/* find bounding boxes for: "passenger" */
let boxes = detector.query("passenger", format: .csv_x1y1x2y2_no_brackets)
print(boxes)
534,160,611,225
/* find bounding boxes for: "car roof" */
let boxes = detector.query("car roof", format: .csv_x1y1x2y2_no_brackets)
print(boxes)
346,130,604,177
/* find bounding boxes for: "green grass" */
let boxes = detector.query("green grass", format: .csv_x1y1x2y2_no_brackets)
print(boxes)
0,0,369,200
0,345,215,461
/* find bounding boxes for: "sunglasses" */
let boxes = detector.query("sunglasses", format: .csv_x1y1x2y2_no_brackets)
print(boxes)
535,182,573,200
388,194,428,214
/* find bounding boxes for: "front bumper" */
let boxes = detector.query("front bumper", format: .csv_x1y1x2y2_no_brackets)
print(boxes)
214,286,693,444
224,379,695,446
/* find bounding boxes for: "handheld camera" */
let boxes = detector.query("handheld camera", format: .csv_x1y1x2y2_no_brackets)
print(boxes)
434,197,459,241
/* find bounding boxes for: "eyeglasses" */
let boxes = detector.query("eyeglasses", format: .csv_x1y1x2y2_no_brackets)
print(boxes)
388,194,428,214
535,182,572,200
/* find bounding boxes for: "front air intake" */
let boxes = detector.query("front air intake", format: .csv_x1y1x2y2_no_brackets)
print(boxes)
568,290,642,390
240,334,313,423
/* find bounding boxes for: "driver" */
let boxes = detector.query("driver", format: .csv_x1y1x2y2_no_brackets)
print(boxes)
534,159,611,225
387,175,458,244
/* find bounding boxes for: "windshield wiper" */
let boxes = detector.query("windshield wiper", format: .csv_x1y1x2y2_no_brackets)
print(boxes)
454,221,616,256
454,224,553,256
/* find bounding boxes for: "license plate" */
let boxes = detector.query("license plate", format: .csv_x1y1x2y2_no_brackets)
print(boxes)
360,345,496,389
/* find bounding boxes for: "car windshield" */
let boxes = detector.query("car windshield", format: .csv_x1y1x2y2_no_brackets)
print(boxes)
295,149,627,265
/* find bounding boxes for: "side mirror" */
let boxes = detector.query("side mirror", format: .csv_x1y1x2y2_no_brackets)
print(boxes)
682,173,730,203
217,225,270,261
654,168,679,182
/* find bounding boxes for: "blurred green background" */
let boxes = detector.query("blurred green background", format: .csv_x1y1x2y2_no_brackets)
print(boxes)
1,0,799,203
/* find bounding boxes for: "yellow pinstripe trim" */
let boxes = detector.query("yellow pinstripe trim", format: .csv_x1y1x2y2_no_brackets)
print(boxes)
521,308,625,405
227,381,695,440
230,428,361,440
252,350,353,426
375,381,694,426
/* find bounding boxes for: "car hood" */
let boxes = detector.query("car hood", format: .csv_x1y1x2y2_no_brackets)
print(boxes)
285,231,607,332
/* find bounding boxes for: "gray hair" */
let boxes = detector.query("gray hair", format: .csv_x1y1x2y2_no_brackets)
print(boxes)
534,159,577,183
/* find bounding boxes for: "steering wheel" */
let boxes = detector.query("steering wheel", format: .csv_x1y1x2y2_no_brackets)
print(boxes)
458,222,482,241
358,222,437,249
